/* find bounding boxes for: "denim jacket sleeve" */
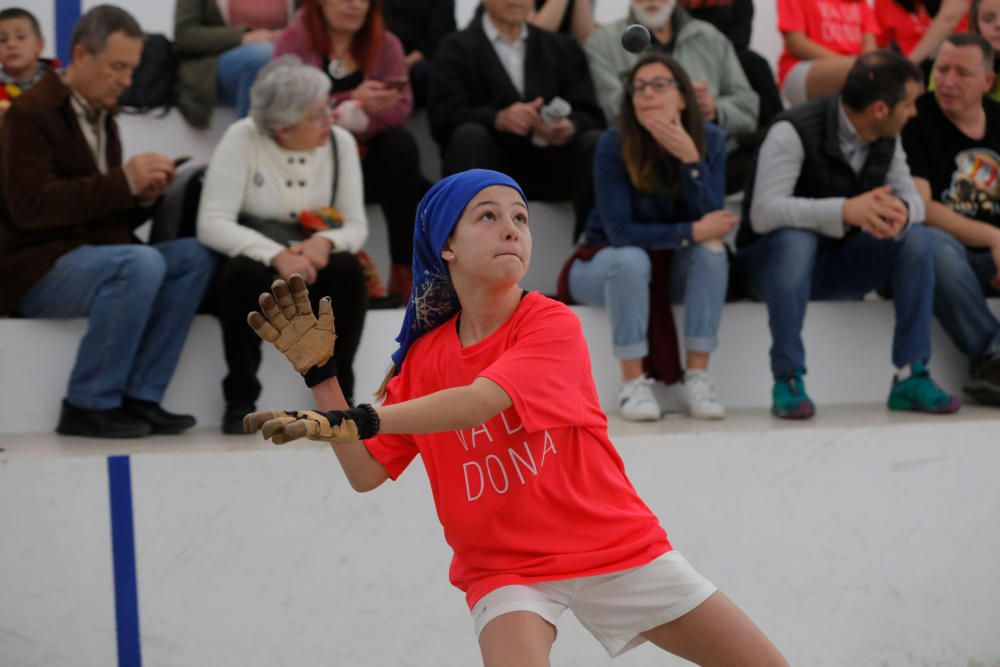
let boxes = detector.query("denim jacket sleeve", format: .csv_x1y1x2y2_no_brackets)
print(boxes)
593,124,727,250
680,123,727,220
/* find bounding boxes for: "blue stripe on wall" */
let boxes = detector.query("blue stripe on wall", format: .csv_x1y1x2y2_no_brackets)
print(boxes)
108,455,143,667
54,0,82,66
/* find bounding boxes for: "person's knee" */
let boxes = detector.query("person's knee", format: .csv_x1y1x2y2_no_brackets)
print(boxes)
374,126,418,156
607,247,651,286
689,242,730,275
368,127,421,180
926,226,968,272
896,223,934,264
217,255,271,295
321,253,368,298
452,122,492,144
243,41,273,68
442,123,499,174
169,238,217,273
749,229,816,297
118,245,167,288
447,123,495,156
766,228,817,270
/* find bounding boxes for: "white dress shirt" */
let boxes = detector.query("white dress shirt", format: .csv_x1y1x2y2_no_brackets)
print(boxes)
68,90,109,175
482,13,528,97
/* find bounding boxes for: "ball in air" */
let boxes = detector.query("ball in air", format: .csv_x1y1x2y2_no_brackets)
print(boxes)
620,24,651,54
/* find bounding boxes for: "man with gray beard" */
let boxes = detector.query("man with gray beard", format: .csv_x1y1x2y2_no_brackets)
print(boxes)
586,0,758,139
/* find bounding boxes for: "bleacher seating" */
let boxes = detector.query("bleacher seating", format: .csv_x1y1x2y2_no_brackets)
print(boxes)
4,299,997,434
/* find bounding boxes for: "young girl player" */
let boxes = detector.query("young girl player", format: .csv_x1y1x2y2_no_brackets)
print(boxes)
244,169,787,666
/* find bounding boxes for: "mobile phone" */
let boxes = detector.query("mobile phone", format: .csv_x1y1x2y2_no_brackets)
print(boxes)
385,77,408,91
173,155,192,168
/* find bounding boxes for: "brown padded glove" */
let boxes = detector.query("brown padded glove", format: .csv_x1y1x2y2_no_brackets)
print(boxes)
247,275,336,374
243,405,379,444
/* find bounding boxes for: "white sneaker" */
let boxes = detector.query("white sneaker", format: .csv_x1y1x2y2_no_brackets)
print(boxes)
619,375,661,421
683,370,726,420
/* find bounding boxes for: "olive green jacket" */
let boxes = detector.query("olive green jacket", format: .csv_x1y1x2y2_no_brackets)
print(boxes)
174,0,296,128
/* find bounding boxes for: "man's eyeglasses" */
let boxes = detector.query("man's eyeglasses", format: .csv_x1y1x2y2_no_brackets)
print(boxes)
627,77,679,95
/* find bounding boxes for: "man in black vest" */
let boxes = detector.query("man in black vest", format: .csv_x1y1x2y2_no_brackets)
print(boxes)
428,0,605,236
736,50,960,419
903,34,1000,406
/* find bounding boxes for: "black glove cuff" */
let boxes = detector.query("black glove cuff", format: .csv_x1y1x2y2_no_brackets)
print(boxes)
354,403,381,439
303,357,338,388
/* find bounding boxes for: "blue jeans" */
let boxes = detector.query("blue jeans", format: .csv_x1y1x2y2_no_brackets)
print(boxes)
738,226,935,379
217,41,273,118
928,226,1000,368
17,239,217,410
567,244,729,360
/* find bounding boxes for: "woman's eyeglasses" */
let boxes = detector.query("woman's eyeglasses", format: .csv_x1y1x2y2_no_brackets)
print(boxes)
627,77,679,95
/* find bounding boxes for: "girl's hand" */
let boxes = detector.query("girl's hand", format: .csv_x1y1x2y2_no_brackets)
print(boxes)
244,405,380,443
692,210,738,242
642,115,700,164
247,275,336,374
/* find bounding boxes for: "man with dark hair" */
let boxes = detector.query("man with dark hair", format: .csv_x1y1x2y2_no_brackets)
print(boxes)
903,33,1000,405
0,5,216,438
428,0,605,236
735,50,960,419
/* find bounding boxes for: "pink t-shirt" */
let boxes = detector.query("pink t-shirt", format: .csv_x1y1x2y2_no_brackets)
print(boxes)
777,0,880,85
365,292,672,609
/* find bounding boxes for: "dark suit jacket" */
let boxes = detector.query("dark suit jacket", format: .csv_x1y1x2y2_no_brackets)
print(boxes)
0,70,151,315
428,19,604,149
383,0,457,59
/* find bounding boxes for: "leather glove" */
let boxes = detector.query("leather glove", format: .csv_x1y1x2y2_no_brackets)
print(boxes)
247,274,336,375
244,405,381,444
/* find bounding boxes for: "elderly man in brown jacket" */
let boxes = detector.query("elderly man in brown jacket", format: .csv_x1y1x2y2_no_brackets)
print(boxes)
0,5,216,438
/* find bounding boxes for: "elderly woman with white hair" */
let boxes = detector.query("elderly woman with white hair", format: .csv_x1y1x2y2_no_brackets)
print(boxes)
198,55,369,433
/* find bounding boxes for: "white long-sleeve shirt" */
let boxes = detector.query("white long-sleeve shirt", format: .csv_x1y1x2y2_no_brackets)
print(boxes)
197,118,368,264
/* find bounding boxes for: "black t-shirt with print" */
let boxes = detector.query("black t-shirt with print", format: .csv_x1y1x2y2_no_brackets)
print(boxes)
903,92,1000,228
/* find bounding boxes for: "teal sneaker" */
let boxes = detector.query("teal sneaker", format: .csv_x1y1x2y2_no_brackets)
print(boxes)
887,362,961,414
772,370,816,419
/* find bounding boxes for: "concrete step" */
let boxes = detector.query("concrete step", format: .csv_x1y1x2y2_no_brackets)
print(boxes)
2,300,996,434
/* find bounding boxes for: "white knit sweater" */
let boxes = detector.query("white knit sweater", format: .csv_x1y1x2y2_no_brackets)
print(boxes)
197,118,368,265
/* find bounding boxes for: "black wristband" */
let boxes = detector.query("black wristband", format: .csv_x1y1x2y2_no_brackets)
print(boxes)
322,403,381,439
303,358,338,388
355,403,381,439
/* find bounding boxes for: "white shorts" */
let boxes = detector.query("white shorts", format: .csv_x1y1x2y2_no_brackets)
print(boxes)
781,60,814,109
470,551,717,658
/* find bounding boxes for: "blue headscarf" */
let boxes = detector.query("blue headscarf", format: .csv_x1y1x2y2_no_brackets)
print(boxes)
391,169,527,368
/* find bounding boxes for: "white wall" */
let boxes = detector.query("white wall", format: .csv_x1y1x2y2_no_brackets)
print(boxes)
3,419,999,666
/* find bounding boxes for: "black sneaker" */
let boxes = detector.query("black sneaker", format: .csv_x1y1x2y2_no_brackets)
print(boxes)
57,400,152,439
965,355,1000,406
222,403,255,435
122,398,196,434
